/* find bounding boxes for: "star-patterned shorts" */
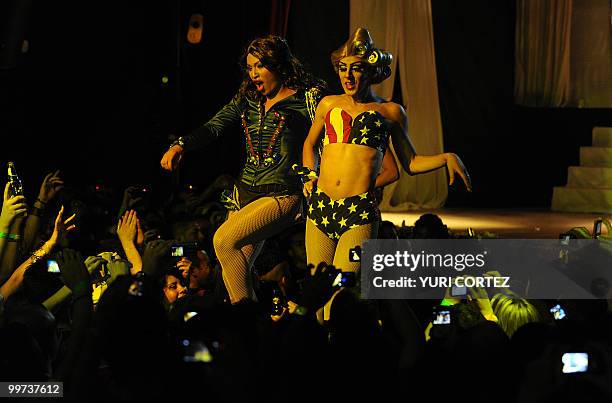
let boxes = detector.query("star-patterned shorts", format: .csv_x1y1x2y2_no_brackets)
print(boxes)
306,186,380,240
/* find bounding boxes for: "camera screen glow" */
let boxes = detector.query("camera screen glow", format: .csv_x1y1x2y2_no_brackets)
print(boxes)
562,353,588,373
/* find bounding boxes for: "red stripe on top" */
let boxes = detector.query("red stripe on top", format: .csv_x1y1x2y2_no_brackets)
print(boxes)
324,109,337,144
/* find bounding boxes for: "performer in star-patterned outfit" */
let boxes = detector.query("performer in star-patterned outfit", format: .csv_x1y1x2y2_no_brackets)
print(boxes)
300,27,471,274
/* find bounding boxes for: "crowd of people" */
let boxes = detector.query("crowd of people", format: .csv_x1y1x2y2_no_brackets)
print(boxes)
0,28,610,402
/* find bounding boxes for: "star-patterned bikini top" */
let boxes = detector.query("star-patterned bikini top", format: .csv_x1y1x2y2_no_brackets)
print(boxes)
323,107,389,154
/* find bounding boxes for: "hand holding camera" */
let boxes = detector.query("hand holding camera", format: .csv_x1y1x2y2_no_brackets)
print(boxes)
299,262,340,312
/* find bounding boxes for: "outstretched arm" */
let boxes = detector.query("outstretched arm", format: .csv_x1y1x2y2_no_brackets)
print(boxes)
388,104,471,191
161,95,243,171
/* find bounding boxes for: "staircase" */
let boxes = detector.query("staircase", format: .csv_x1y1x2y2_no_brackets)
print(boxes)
552,127,612,213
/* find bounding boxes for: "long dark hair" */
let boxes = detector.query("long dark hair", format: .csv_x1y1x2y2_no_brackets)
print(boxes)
238,35,326,100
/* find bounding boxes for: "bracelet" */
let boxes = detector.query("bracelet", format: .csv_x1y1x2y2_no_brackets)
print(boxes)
169,137,185,149
35,198,48,206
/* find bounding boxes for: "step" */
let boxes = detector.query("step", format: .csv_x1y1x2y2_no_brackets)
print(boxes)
593,127,612,147
567,166,612,188
551,186,612,213
580,147,612,167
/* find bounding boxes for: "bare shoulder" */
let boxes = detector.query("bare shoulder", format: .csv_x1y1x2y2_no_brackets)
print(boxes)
379,102,407,124
317,95,341,115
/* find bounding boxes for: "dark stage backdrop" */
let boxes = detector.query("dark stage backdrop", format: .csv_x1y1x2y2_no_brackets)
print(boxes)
432,0,612,208
1,0,610,208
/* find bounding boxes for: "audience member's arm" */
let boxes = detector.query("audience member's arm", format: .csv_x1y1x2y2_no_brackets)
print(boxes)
0,205,75,301
117,210,143,274
0,183,28,282
23,171,64,253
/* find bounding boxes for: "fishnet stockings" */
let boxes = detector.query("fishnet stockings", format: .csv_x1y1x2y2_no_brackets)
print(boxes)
214,195,301,303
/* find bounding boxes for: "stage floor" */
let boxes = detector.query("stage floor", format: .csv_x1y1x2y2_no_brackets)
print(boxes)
381,208,608,239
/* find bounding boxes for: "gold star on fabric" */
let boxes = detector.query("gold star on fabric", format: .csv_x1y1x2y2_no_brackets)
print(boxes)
359,193,368,199
334,233,340,239
359,211,369,220
374,120,382,127
360,137,369,144
317,200,325,210
359,115,366,123
308,204,314,214
360,126,370,135
332,212,337,220
368,110,376,115
351,139,357,144
292,163,298,170
328,199,335,207
338,217,348,228
350,224,359,229
348,203,357,213
309,217,317,225
321,216,329,226
327,232,335,238
336,198,345,206
316,188,322,195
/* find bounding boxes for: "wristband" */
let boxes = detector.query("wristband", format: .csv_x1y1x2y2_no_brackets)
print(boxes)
440,298,456,307
169,137,185,149
35,198,48,206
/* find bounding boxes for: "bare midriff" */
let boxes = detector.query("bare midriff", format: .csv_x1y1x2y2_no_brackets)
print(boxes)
317,143,383,199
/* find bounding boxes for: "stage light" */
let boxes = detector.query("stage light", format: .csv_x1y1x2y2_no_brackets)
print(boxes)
187,14,203,45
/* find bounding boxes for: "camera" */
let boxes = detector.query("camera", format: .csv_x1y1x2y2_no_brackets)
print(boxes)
562,352,588,374
332,271,357,288
170,242,199,258
348,246,361,262
550,304,567,320
432,306,452,325
47,259,60,273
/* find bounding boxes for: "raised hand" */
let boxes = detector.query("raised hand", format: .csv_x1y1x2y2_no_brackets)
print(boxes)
38,170,64,203
56,249,90,296
299,262,340,312
48,206,77,246
0,182,27,230
176,257,193,280
117,210,138,245
160,145,184,171
445,153,472,192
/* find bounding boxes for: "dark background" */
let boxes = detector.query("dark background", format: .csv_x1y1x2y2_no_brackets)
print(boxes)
0,0,610,208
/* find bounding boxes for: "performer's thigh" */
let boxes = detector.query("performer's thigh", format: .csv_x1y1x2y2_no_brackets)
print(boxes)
214,195,301,250
305,218,337,269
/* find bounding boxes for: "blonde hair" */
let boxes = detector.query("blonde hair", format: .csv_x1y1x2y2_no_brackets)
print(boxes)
331,27,393,84
491,294,540,337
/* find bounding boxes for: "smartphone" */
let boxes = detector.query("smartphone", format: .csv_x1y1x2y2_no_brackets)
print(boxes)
171,246,184,257
433,307,451,325
451,285,468,297
332,272,357,288
593,218,603,238
562,352,588,374
550,304,567,320
47,259,60,273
